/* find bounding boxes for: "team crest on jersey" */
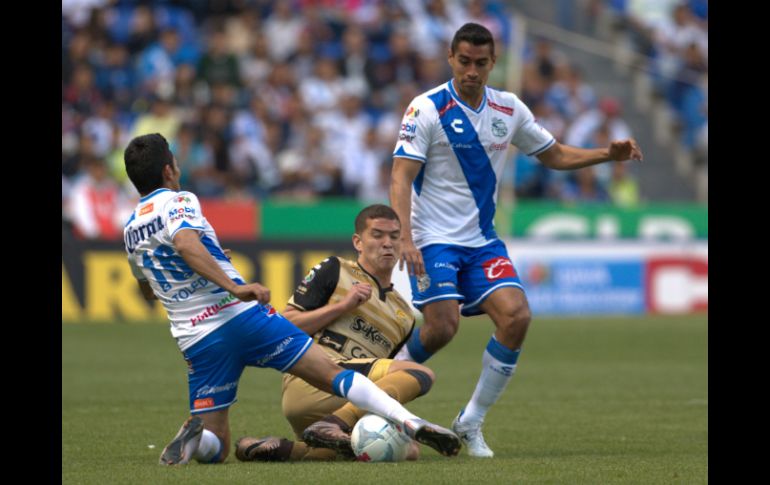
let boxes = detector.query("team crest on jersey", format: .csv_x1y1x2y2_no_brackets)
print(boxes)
417,274,431,292
491,118,508,137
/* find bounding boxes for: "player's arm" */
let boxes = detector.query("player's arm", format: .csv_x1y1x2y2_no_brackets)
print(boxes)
390,157,425,276
138,280,157,300
283,283,372,335
173,229,270,303
536,139,643,171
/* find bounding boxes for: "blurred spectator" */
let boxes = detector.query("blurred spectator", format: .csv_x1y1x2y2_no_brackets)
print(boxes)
299,57,346,112
94,42,136,110
170,123,222,197
130,95,181,141
560,167,610,204
264,2,307,62
63,63,103,116
608,162,640,207
565,97,631,158
240,32,274,89
197,29,241,89
545,64,597,121
67,156,133,240
126,5,158,56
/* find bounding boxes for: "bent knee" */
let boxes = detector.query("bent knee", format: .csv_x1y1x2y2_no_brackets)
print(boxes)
403,366,435,397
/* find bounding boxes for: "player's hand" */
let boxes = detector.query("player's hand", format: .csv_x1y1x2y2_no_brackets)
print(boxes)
400,240,425,277
608,139,643,161
341,283,373,310
231,282,271,304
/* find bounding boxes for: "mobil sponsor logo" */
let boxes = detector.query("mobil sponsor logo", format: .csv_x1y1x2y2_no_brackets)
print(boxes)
168,206,197,219
400,122,417,134
482,257,516,281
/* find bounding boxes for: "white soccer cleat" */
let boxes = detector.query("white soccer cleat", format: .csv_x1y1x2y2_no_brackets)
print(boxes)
451,413,494,458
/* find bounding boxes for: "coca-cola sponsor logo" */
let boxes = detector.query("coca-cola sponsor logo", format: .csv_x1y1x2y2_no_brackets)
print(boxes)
482,257,516,281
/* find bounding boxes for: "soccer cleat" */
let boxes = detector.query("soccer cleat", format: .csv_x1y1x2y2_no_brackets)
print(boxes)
159,416,204,465
402,418,461,457
301,415,354,457
234,436,292,462
451,413,494,458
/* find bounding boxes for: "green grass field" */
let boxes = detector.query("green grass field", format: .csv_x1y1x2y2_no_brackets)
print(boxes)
62,315,707,484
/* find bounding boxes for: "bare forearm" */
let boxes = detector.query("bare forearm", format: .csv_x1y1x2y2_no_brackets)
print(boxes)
283,302,351,335
539,144,610,171
176,239,239,293
390,160,417,243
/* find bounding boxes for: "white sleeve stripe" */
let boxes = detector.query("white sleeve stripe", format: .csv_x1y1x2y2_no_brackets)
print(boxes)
393,152,427,162
527,138,556,156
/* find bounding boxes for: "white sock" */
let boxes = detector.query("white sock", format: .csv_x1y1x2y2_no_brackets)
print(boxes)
394,344,415,361
193,429,222,463
335,370,420,425
459,336,521,424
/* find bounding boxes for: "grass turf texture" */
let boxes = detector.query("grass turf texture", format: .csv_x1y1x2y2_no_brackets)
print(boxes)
62,315,707,484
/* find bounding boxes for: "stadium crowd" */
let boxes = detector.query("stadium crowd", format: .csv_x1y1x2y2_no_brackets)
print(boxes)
62,0,656,240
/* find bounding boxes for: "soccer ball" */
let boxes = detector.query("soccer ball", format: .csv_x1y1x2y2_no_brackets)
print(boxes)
350,414,411,462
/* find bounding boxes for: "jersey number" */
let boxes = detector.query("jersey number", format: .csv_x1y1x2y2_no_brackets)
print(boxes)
142,245,194,292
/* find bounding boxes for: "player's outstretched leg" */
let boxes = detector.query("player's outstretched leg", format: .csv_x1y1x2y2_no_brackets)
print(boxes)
301,415,354,456
234,436,294,462
159,416,204,465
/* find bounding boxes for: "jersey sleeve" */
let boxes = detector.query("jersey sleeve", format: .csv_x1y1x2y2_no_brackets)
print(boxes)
392,97,434,163
510,97,556,157
163,192,205,239
288,256,340,311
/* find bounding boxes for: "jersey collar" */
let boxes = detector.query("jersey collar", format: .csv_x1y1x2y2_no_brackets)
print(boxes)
356,262,393,301
139,188,172,203
448,79,487,114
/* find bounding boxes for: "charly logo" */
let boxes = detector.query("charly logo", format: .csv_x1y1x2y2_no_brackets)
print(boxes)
450,119,464,133
417,273,431,292
491,118,508,137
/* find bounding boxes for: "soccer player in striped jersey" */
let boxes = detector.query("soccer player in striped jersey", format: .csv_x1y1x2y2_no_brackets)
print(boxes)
390,23,643,457
235,205,436,462
123,134,461,465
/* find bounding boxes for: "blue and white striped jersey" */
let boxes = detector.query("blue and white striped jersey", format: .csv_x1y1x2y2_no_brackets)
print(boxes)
393,80,555,248
123,188,257,351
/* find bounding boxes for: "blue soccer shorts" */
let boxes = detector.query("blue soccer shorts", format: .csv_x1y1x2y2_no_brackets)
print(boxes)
410,239,525,317
182,304,313,414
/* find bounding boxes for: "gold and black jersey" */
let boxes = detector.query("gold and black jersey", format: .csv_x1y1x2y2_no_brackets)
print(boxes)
287,256,415,360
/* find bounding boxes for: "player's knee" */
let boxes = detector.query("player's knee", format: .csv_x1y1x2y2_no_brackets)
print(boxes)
404,366,435,397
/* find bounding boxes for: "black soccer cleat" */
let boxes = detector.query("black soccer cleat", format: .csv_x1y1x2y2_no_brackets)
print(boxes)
301,415,354,457
234,436,293,462
403,418,462,457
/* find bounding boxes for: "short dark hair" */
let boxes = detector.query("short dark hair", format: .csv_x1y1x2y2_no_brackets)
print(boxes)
451,22,495,56
124,133,174,195
354,204,400,234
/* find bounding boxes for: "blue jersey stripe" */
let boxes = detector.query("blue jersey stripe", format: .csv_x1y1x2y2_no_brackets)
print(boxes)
413,164,426,196
428,89,497,240
393,145,426,162
201,235,230,263
124,212,136,227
